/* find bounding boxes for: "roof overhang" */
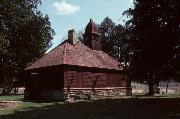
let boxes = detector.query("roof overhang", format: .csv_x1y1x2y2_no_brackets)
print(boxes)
25,64,124,74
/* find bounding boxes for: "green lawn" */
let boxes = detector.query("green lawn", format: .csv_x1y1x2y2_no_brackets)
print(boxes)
0,94,179,119
0,95,24,101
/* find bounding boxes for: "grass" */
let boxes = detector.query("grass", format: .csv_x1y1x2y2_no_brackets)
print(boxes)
132,93,180,98
0,95,24,101
0,94,179,119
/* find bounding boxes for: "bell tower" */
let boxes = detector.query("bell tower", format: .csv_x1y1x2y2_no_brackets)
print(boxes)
84,19,101,50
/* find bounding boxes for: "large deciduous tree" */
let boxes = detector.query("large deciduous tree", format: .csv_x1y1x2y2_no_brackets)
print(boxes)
98,17,116,57
124,0,180,95
98,18,132,80
0,0,55,93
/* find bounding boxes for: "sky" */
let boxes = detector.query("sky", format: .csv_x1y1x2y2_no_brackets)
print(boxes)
39,0,133,52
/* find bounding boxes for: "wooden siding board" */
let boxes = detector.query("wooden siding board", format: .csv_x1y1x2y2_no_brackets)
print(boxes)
64,70,126,89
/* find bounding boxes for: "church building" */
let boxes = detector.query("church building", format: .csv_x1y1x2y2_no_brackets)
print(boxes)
24,19,131,100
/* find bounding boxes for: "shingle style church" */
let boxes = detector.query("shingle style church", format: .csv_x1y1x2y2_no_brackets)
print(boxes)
24,19,130,100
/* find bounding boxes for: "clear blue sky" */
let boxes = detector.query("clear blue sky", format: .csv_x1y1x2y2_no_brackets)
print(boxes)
39,0,133,52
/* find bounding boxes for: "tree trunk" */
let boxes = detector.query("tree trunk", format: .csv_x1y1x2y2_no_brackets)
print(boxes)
148,79,155,96
166,80,169,93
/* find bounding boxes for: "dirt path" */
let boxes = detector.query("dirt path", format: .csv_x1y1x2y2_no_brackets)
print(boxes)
0,101,19,109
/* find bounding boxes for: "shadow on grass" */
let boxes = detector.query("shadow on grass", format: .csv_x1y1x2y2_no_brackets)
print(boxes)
0,98,179,119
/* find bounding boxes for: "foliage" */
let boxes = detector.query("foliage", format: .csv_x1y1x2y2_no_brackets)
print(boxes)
124,0,180,95
98,17,116,57
0,0,55,92
77,30,84,43
113,24,132,65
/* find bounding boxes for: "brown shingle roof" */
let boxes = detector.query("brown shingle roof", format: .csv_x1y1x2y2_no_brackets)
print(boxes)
25,40,122,70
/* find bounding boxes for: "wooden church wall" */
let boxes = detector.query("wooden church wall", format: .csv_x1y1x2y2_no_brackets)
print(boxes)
64,70,126,89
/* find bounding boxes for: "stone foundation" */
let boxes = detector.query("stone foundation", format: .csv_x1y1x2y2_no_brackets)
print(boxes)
64,87,132,99
25,87,132,101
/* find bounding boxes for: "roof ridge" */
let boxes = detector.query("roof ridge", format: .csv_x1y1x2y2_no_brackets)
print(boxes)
46,39,69,54
63,43,67,64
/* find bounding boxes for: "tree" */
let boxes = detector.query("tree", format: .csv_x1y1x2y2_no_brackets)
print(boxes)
0,0,55,93
98,17,116,57
77,30,85,43
124,0,180,95
113,24,132,64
